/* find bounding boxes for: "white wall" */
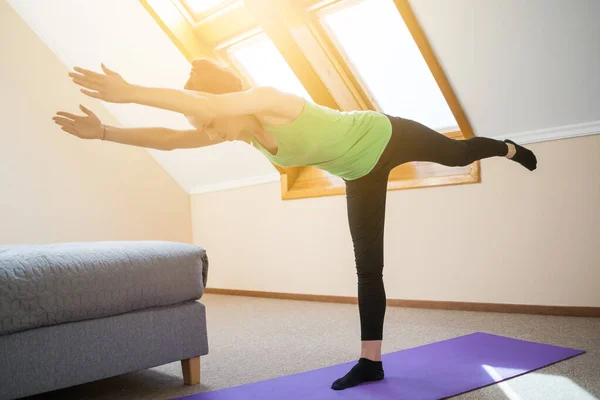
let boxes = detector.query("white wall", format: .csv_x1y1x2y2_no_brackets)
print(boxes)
411,0,600,137
192,136,600,307
0,1,192,245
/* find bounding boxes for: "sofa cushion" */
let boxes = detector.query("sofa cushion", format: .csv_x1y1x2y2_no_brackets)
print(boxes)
0,241,209,335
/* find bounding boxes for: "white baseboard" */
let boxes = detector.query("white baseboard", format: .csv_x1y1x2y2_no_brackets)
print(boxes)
189,120,600,195
190,173,280,195
498,120,600,144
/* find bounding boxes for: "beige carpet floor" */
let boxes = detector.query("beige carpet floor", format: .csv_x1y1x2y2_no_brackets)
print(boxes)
26,294,600,400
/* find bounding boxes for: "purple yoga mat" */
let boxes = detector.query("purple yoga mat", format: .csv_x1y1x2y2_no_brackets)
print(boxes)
175,332,584,400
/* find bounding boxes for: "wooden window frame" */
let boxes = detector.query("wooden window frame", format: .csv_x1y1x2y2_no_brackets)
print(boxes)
141,0,480,200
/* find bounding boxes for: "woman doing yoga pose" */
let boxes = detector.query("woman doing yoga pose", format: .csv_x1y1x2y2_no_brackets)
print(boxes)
53,59,537,391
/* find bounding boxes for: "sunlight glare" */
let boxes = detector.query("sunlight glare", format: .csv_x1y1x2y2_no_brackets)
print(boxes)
482,364,598,400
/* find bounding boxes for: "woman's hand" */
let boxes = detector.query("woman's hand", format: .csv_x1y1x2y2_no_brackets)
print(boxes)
69,64,135,103
53,105,104,140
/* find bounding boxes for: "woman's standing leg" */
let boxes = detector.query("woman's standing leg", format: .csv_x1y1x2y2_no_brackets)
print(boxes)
331,170,389,391
331,115,537,391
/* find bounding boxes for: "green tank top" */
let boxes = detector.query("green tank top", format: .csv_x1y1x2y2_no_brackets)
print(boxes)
248,101,392,181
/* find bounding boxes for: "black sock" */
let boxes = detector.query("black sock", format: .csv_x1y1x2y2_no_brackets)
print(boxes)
331,358,384,391
504,139,537,171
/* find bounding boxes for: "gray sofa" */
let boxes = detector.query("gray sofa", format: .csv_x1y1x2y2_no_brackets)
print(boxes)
0,241,209,400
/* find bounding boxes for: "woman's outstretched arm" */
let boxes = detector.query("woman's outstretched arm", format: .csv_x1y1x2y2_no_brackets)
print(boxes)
68,64,284,120
53,105,224,150
101,126,223,150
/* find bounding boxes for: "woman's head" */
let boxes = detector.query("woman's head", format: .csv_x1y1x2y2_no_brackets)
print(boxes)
184,58,243,94
184,58,255,140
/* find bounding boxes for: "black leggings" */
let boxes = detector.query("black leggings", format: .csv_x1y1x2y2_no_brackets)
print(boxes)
345,115,509,341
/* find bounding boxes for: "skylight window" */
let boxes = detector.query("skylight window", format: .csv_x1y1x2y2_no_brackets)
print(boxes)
227,33,313,100
142,0,477,200
320,0,457,130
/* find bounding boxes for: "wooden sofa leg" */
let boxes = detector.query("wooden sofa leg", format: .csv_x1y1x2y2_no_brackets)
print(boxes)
181,357,201,385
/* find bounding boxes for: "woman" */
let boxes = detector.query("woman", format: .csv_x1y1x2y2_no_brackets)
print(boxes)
53,59,537,391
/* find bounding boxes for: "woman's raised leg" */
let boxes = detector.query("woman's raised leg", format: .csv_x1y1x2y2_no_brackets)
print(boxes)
381,116,537,171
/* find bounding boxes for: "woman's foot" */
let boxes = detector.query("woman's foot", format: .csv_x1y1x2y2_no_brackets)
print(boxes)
504,139,537,171
331,358,384,390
